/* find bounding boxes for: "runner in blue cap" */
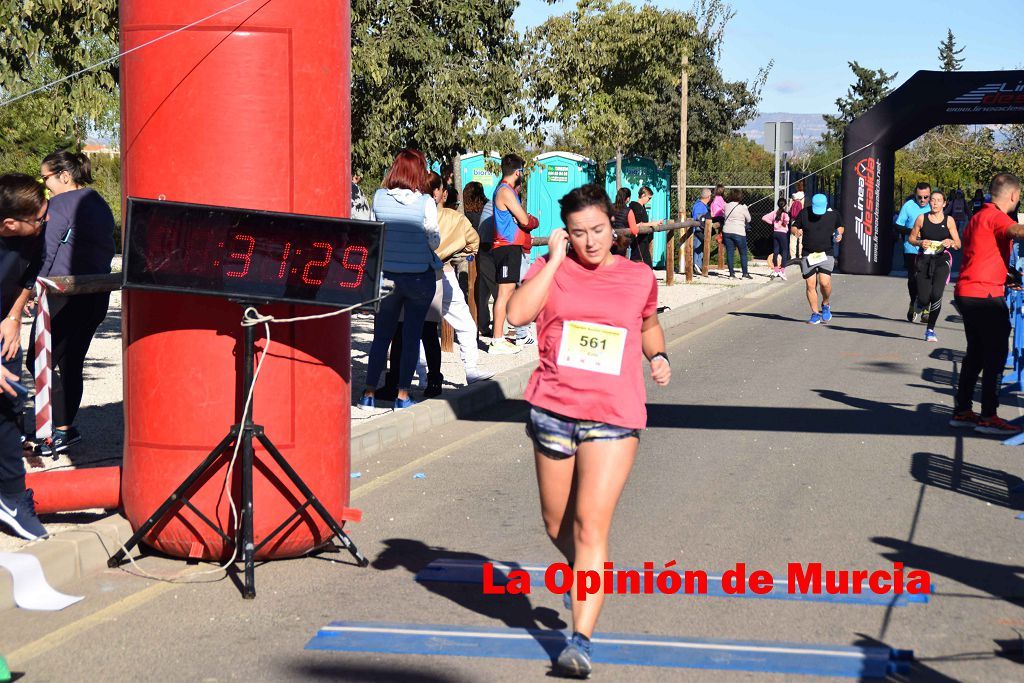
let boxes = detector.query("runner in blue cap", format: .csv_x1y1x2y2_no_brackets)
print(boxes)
792,193,844,324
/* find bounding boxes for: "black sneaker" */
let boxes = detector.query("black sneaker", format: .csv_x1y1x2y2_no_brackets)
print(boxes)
37,427,82,458
0,489,47,540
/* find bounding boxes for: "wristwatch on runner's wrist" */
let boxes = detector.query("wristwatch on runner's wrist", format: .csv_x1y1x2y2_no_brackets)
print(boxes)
648,352,670,366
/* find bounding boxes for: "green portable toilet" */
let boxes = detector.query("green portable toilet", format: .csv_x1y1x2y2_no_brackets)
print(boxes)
604,157,672,268
526,152,597,259
458,152,502,197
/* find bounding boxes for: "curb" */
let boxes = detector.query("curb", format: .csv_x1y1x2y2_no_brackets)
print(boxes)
0,515,132,613
351,277,783,460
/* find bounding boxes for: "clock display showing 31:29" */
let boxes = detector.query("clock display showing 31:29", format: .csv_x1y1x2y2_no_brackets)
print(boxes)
123,198,385,308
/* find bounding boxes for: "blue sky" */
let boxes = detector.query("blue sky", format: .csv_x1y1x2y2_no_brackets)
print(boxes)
513,0,1023,114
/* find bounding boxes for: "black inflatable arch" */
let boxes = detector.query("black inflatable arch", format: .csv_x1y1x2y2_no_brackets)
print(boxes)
839,69,1024,275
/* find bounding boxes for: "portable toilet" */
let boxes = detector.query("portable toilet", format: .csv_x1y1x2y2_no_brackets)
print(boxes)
604,156,672,267
459,152,502,197
526,151,596,259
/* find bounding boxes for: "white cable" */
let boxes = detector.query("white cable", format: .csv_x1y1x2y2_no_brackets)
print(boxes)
116,302,369,582
185,314,270,579
0,0,257,110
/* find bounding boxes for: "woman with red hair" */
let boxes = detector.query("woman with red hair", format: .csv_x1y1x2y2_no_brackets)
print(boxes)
359,150,441,410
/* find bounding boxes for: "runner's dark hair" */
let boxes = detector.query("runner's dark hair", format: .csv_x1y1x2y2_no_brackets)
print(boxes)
43,149,93,185
463,181,486,213
613,187,631,211
0,173,46,220
501,153,525,178
990,173,1021,198
560,183,612,224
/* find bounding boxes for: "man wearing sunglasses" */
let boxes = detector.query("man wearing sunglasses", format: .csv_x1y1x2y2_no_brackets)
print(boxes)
896,182,933,322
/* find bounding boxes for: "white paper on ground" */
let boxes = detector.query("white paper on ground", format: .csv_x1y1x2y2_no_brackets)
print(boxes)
0,552,84,610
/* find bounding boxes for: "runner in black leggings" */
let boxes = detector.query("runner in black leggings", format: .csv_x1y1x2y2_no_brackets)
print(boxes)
909,190,961,342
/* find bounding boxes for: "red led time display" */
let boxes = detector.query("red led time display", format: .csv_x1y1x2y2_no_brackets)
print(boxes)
123,198,384,308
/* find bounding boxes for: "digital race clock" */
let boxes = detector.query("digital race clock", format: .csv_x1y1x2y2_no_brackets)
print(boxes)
123,198,385,308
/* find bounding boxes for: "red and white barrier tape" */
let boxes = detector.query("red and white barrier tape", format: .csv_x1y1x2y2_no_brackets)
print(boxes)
33,278,55,441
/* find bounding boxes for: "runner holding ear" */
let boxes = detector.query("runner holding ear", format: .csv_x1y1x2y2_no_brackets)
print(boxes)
507,184,671,679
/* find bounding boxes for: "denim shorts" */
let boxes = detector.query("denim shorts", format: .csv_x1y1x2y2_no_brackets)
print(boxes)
526,406,640,459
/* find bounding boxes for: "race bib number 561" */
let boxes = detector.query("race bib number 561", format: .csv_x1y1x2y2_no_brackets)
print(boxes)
557,321,627,375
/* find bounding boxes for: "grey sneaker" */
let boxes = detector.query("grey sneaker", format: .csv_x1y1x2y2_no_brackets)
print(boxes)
0,489,47,540
555,632,593,679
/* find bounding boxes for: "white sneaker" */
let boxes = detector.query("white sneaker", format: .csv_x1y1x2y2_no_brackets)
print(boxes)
466,368,495,384
516,333,536,346
489,340,521,355
779,270,787,281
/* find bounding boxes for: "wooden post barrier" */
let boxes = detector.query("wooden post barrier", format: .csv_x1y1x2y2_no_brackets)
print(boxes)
717,225,725,271
468,258,478,327
684,228,694,283
530,220,701,246
702,218,712,277
666,231,675,285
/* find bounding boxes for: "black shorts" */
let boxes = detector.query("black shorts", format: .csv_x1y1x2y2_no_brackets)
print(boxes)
493,245,524,284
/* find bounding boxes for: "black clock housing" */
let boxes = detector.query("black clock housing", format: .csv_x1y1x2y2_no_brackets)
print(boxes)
123,197,385,308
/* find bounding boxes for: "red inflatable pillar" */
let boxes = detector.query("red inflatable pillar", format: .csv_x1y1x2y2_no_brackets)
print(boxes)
118,1,357,560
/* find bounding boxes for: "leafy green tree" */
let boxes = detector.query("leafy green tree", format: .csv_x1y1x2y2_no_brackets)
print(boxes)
0,1,119,143
351,0,537,180
523,0,697,169
937,29,965,72
524,0,767,169
822,62,897,142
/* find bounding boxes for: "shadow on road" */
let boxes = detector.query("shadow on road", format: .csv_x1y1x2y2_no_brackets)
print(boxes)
872,536,1024,607
287,661,468,683
910,451,1024,510
372,539,567,659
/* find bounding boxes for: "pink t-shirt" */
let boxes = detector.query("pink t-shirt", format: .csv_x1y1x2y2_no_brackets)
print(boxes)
522,254,659,430
762,210,791,233
710,196,726,219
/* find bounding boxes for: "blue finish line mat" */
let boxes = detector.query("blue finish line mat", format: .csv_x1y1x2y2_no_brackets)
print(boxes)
305,621,913,679
414,558,930,606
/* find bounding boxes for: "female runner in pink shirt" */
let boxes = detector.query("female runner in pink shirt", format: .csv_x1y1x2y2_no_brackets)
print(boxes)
508,184,672,678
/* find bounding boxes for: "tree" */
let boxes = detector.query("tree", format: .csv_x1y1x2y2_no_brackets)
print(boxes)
523,0,696,170
350,0,537,181
937,29,965,72
0,1,119,144
637,0,768,167
524,0,767,168
822,62,898,142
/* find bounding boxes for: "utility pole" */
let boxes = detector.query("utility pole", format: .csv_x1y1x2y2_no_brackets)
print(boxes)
680,55,691,284
669,56,688,286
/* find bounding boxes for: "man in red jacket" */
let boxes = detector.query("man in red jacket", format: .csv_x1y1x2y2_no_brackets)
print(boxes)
949,173,1024,436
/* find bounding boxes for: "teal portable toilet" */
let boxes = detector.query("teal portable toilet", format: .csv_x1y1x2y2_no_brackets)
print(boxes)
604,157,672,268
458,152,502,197
526,152,596,259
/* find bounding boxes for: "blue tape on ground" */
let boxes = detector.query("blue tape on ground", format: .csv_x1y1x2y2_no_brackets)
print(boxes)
414,559,929,606
305,620,906,679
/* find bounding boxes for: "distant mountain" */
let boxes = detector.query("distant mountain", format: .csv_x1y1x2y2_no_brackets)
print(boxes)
740,113,827,153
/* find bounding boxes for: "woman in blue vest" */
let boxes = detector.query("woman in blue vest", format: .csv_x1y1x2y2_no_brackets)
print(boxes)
359,149,441,410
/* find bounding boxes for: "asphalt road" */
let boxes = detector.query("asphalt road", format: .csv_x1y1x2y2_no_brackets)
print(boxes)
4,273,1023,682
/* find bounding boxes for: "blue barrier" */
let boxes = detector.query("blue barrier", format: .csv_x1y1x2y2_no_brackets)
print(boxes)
305,620,913,678
1003,289,1024,392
